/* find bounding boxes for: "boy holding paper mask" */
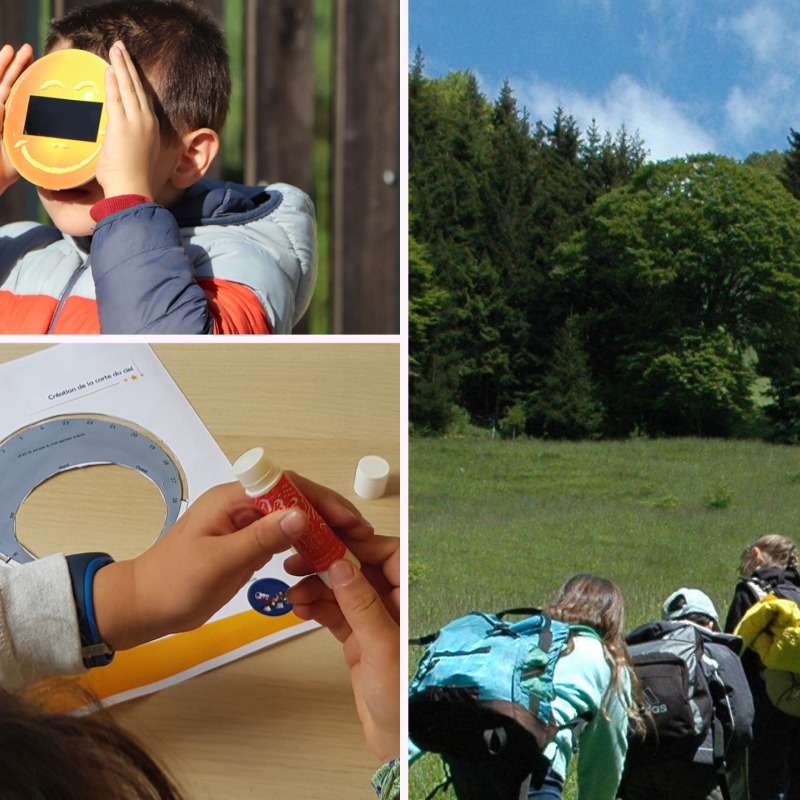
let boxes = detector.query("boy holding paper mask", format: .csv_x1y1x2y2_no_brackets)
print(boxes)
0,0,316,334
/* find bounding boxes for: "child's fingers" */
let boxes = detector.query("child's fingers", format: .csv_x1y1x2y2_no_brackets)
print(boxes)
291,597,353,644
108,44,134,117
114,41,149,112
285,551,393,607
0,44,32,103
216,506,307,572
286,573,328,604
328,559,398,654
0,44,14,76
108,41,145,117
282,551,315,577
336,532,400,580
104,64,123,120
285,471,374,538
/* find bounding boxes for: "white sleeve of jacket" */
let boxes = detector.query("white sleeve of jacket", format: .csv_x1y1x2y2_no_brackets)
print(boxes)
0,555,86,691
187,183,318,334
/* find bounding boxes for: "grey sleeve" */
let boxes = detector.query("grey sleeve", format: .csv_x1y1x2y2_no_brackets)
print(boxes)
0,554,86,691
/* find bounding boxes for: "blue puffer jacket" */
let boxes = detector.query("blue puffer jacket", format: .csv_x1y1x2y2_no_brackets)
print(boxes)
0,179,317,334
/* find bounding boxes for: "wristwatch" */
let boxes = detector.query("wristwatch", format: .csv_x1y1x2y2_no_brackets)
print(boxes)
65,552,116,668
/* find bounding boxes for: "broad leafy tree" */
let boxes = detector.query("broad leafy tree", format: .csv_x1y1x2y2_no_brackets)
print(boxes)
553,155,800,437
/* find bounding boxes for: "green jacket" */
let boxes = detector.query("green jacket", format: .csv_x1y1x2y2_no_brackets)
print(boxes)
543,631,631,800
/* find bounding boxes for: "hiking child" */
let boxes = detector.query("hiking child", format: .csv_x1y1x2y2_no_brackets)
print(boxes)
619,588,753,800
725,534,800,800
0,0,316,334
409,573,643,800
524,574,643,800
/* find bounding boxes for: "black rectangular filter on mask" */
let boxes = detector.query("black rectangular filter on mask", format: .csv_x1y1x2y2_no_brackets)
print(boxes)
23,95,103,142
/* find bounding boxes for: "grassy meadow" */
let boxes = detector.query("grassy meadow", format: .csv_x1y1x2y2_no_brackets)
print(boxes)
409,433,800,798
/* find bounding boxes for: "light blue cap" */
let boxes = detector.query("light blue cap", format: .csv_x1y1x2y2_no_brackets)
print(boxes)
662,587,719,624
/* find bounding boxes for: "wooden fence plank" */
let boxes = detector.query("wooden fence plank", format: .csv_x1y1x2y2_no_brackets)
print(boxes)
0,2,36,225
245,0,313,332
244,0,313,194
332,0,399,334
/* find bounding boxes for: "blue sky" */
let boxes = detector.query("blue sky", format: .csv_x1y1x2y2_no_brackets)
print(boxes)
410,0,800,162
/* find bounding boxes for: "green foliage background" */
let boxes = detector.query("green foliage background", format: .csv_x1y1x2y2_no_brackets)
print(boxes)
410,53,800,440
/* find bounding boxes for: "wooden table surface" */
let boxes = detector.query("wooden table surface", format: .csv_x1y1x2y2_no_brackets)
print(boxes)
0,342,400,800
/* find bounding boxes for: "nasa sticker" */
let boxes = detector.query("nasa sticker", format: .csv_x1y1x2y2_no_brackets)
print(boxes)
248,578,293,617
3,49,109,190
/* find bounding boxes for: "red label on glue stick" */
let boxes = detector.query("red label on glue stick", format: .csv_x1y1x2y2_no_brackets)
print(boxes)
251,472,346,572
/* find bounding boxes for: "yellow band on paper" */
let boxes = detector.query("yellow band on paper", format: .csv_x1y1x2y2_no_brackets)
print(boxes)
79,609,305,702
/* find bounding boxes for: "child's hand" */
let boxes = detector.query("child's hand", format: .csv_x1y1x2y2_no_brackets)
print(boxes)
286,526,400,763
92,481,308,652
0,43,33,191
95,40,160,200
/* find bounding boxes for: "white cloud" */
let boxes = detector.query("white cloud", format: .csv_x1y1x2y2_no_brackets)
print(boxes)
724,3,797,66
502,73,716,162
720,1,800,145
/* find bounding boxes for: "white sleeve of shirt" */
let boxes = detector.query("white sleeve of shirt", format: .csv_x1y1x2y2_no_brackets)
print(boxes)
0,554,86,691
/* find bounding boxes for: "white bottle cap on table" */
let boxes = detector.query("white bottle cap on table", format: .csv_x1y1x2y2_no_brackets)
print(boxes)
354,455,390,500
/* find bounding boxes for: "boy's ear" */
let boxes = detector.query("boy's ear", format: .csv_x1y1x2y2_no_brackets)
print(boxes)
170,128,220,188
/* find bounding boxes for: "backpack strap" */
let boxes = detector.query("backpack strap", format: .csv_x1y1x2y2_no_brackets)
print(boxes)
409,608,545,646
409,631,439,646
496,607,543,618
743,577,770,602
713,718,734,800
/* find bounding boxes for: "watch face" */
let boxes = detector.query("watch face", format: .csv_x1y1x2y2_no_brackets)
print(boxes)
3,49,109,190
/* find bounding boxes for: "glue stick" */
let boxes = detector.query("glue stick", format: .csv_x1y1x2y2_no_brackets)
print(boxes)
233,447,360,588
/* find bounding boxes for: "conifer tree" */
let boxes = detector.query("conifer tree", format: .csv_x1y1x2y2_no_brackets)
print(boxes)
781,127,800,200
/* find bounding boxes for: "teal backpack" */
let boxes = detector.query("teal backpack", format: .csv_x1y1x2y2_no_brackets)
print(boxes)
409,609,594,799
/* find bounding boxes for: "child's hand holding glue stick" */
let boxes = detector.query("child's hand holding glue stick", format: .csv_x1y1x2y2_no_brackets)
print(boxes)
284,496,401,766
232,450,400,764
92,481,308,652
233,448,363,587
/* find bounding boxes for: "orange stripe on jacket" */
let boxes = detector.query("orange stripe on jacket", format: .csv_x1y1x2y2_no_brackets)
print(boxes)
198,277,273,335
0,291,61,334
0,280,269,334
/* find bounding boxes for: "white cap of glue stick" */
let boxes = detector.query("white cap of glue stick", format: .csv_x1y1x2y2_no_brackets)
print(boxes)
354,455,390,500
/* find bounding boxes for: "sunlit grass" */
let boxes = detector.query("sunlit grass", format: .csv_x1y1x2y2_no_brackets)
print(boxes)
409,435,800,798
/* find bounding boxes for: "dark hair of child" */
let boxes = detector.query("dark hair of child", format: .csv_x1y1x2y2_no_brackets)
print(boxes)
0,684,185,800
45,0,230,142
544,572,646,733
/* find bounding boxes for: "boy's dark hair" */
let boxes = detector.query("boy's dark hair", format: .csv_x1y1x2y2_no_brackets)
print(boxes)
45,0,230,142
0,684,185,800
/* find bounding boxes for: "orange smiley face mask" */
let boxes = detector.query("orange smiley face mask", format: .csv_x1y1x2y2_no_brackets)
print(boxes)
3,49,109,190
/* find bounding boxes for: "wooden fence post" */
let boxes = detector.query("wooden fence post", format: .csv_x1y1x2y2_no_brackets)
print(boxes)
0,0,40,225
332,0,399,334
244,0,314,332
243,0,313,193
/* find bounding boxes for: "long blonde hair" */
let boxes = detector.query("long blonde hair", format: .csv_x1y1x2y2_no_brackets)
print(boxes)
544,573,645,734
739,534,799,577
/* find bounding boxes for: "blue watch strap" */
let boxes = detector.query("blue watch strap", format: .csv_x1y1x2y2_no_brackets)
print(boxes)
65,552,115,668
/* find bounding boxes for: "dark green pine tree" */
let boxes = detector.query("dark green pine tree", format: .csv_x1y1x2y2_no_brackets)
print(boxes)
781,127,800,201
520,108,592,389
459,80,535,424
528,317,604,440
409,66,502,426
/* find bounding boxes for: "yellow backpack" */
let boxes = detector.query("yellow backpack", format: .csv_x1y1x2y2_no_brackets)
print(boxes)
735,588,800,715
